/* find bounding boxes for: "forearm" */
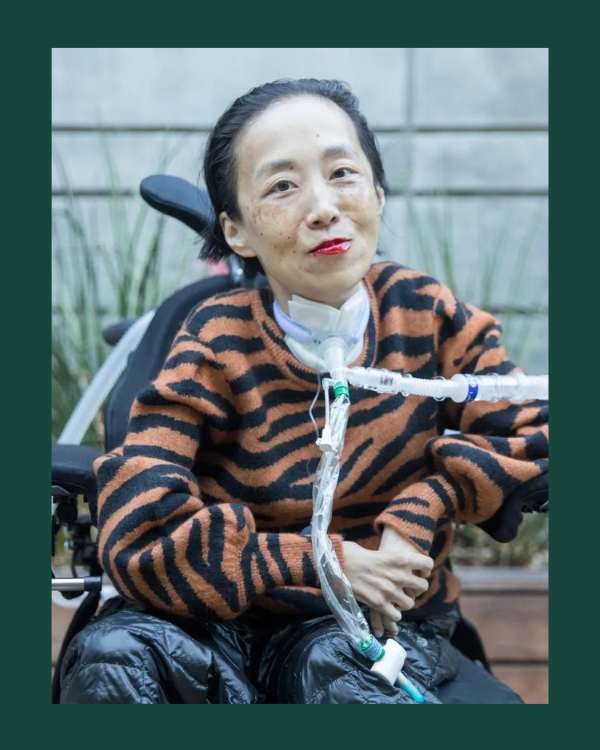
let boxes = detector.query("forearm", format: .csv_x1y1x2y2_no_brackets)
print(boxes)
377,282,549,554
376,417,548,554
95,450,344,620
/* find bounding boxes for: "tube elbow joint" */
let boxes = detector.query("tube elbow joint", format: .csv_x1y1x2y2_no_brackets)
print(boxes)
318,335,352,384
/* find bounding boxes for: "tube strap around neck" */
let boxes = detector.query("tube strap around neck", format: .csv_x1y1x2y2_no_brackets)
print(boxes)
273,284,370,346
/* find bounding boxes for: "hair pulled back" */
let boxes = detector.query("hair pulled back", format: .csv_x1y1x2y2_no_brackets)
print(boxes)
200,78,387,278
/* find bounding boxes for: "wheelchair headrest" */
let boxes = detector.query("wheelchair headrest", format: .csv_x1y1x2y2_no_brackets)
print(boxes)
140,174,214,235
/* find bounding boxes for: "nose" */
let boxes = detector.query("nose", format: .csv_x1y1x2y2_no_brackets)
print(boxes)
305,182,340,228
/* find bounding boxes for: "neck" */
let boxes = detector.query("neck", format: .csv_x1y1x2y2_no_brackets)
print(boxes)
274,284,362,316
272,283,370,374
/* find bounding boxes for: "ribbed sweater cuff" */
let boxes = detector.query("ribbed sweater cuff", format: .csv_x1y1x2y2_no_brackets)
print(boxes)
274,533,345,588
374,475,457,555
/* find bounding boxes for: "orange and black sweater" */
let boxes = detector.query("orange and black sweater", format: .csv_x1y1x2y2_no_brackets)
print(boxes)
94,262,549,622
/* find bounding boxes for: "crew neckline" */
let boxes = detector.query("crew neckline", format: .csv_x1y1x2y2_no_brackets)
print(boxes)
250,267,380,388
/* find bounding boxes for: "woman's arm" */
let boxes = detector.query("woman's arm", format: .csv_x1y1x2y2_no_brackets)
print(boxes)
374,281,548,555
94,323,344,621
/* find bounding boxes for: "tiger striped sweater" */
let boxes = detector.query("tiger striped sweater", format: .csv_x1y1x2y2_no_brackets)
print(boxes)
94,262,549,622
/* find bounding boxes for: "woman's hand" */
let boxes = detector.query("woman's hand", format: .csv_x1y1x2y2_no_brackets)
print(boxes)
369,526,433,637
341,539,433,638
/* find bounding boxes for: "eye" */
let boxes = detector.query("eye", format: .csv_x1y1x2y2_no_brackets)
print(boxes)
269,180,295,194
331,167,355,180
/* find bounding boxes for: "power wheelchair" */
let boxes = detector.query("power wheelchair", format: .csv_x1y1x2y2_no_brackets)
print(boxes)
51,175,549,703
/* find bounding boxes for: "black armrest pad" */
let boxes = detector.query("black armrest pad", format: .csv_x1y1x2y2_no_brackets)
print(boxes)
477,472,549,543
52,444,102,522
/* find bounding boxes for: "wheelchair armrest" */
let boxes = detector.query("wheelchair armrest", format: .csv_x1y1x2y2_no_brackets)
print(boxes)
52,444,101,524
477,472,549,543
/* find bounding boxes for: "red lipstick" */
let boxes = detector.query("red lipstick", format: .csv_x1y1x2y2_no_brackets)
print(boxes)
309,238,352,256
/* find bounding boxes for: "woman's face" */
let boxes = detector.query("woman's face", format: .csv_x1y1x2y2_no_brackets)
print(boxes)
220,96,385,313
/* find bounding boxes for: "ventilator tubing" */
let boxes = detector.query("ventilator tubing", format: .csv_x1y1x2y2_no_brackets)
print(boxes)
312,336,421,698
311,334,549,697
345,367,548,403
311,392,369,644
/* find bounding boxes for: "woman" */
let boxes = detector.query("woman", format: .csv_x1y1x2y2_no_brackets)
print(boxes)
60,79,548,704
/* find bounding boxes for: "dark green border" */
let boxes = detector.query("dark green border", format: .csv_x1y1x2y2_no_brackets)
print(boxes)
10,46,52,708
25,39,567,727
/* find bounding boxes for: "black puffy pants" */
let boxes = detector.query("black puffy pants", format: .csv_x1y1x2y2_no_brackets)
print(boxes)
59,597,523,704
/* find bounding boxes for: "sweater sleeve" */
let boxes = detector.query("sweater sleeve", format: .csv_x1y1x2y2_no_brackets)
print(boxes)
375,281,548,555
94,323,345,621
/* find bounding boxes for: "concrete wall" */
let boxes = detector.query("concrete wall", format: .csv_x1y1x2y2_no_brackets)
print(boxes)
52,48,548,371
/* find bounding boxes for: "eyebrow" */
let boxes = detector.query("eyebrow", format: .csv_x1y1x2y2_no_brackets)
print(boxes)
254,145,359,181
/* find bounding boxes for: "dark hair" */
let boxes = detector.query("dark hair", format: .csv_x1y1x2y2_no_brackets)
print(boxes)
199,79,388,278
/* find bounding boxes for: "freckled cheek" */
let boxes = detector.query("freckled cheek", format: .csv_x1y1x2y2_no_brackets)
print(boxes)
255,205,297,245
341,183,376,205
341,188,382,225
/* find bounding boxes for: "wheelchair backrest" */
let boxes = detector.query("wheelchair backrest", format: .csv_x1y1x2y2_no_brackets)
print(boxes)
104,274,234,451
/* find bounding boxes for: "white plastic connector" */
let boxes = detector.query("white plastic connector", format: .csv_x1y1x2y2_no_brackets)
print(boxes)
371,638,407,685
319,335,352,387
316,424,334,453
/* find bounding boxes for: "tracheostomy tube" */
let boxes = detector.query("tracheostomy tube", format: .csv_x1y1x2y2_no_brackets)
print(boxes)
311,335,549,701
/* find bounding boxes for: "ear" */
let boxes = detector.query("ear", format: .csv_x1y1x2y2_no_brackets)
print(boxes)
376,185,386,216
219,212,257,259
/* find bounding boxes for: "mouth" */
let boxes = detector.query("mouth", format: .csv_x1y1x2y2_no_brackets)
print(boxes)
309,238,353,257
